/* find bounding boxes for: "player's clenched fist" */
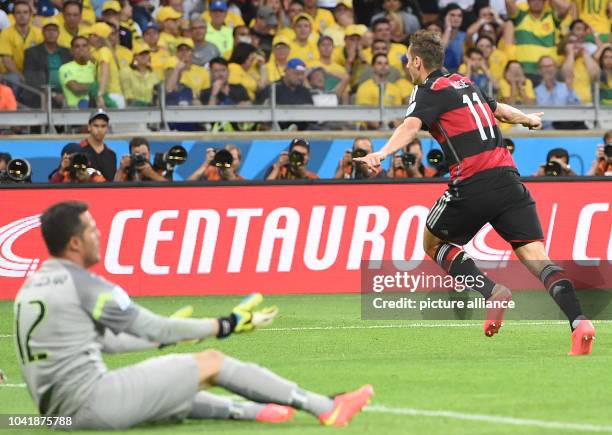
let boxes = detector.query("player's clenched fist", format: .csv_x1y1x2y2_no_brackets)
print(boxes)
353,151,388,172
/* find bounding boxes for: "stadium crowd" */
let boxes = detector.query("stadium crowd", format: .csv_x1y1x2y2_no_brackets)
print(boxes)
0,0,611,131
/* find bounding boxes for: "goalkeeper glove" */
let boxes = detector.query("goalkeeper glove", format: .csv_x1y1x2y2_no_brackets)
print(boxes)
217,293,278,338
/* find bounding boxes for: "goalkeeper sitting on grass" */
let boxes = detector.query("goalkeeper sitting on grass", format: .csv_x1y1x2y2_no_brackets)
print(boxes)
14,201,373,430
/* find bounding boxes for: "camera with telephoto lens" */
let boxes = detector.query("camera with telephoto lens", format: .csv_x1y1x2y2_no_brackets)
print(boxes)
427,149,449,176
605,144,612,158
153,145,188,180
0,158,32,183
402,152,416,167
288,150,305,170
69,153,90,177
544,160,562,176
212,149,233,169
352,148,367,159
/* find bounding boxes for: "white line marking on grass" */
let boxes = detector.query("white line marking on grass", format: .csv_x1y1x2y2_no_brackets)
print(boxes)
0,383,25,388
0,334,12,338
262,321,575,332
366,405,612,433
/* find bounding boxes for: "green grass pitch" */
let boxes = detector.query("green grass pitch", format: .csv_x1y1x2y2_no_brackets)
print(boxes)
1,294,611,434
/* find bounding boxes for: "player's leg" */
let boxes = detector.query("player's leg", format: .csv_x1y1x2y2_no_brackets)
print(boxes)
489,182,595,355
194,349,373,427
513,241,595,355
189,390,294,423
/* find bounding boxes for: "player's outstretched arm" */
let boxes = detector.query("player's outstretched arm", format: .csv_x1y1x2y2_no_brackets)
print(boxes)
494,102,543,130
354,117,423,171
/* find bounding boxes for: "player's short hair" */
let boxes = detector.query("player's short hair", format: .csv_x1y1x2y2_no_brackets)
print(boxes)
41,201,89,256
409,30,444,71
129,137,150,153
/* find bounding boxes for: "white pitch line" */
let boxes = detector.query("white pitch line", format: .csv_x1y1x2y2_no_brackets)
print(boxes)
365,405,612,433
262,321,573,332
0,383,25,388
0,334,12,338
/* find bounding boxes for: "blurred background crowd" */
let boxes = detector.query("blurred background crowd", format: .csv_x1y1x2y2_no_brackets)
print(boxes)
0,0,610,132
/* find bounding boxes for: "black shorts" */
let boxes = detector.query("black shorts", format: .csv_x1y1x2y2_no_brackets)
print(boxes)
426,171,544,247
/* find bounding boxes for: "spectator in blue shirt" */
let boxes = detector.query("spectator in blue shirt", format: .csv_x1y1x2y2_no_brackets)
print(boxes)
535,55,582,130
442,3,465,72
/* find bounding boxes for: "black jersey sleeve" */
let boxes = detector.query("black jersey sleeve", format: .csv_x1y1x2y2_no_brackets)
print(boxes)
404,85,443,128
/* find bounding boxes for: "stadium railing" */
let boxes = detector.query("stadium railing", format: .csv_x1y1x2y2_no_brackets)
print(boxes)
1,82,610,131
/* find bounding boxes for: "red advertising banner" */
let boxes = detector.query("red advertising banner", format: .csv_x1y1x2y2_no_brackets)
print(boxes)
0,182,610,299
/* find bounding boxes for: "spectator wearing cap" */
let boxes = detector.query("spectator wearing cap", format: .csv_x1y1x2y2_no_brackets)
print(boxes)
356,38,401,86
23,18,72,108
165,38,210,105
59,36,96,108
290,13,319,64
356,53,402,129
310,34,348,78
57,1,86,49
190,17,220,66
142,22,171,79
365,18,406,73
0,83,17,111
256,58,314,130
101,0,133,50
264,35,291,83
202,0,246,30
250,6,277,56
303,0,335,33
80,109,117,181
88,22,125,108
119,41,160,106
156,6,182,54
320,1,354,48
205,0,234,57
49,142,106,183
0,0,43,84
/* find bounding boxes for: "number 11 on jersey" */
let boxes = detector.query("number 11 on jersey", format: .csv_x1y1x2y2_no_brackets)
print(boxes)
463,92,495,140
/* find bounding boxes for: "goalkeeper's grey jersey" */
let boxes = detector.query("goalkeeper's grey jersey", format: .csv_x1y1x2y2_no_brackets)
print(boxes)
14,258,139,416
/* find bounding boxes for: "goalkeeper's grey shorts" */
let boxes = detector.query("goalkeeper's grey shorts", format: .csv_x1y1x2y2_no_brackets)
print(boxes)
71,354,199,429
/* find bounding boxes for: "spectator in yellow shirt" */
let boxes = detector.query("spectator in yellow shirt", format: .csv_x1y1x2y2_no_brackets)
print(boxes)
365,18,406,72
165,38,210,104
290,13,319,64
264,35,291,84
323,0,355,48
310,34,348,79
157,6,182,54
560,34,601,103
120,41,160,106
355,53,402,129
394,54,414,104
228,42,265,100
89,22,125,108
303,0,335,33
142,22,171,80
57,0,86,49
499,60,535,105
108,23,133,70
0,0,43,82
355,38,401,86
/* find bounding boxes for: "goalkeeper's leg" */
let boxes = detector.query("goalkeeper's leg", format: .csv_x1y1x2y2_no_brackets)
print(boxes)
189,391,294,423
195,349,373,427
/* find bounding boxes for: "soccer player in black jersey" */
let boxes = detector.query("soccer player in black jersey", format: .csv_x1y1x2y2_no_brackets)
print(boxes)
356,30,594,356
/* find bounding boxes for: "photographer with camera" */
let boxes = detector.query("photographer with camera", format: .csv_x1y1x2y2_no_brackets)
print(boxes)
335,137,385,179
188,144,245,181
587,130,612,176
49,143,106,183
0,153,10,172
266,138,319,181
387,138,436,179
115,137,168,182
533,147,577,177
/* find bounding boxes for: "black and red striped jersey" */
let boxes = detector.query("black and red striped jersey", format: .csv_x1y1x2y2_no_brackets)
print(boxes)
405,69,516,184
